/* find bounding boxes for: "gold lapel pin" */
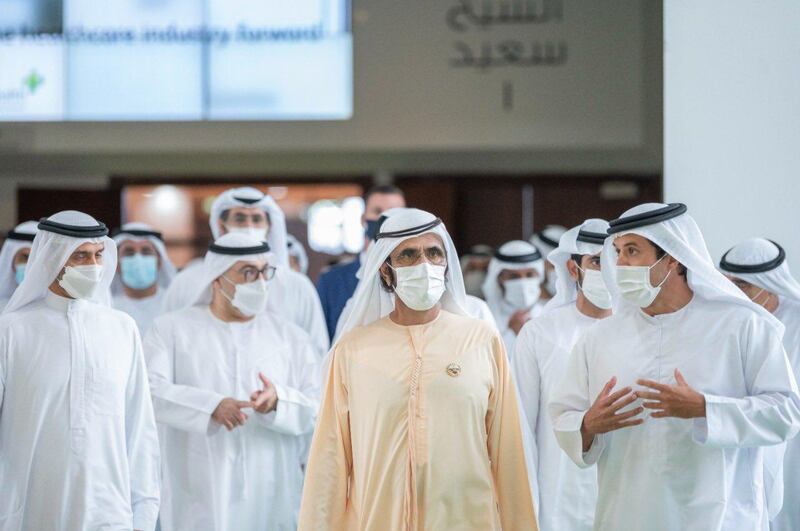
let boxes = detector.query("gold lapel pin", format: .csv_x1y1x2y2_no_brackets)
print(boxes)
446,363,461,377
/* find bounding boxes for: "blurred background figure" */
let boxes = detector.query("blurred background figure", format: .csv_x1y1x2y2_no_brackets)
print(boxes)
287,234,309,275
719,237,800,530
482,240,545,357
531,225,568,303
111,222,176,336
316,184,406,341
460,244,493,299
0,221,38,312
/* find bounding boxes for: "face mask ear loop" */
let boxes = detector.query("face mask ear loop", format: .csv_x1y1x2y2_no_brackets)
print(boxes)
752,288,769,307
655,269,672,289
576,259,601,290
574,263,587,289
648,254,673,289
218,275,238,304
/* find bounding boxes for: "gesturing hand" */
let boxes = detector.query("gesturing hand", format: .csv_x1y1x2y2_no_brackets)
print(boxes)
581,376,644,452
212,397,252,431
637,369,706,419
250,372,278,414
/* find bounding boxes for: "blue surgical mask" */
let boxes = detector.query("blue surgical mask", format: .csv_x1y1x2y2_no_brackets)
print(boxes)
120,254,158,290
14,264,25,285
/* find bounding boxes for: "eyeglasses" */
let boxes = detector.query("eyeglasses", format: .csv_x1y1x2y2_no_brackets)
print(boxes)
237,265,277,282
389,246,448,268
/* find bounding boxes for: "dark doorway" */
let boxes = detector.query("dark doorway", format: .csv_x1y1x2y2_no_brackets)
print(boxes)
395,174,662,251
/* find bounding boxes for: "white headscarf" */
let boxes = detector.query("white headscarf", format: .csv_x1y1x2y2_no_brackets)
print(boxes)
286,234,309,274
209,187,289,267
187,232,272,308
601,203,783,333
531,225,568,257
459,244,493,270
719,238,800,303
0,221,38,301
3,211,117,314
336,208,469,341
544,218,610,312
481,240,545,319
111,222,177,295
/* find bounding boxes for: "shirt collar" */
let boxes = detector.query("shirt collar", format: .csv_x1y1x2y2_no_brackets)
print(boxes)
635,295,696,327
45,290,80,312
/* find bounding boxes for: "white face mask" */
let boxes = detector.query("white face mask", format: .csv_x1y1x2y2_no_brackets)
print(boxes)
615,255,671,308
225,226,268,242
389,262,447,311
221,277,269,317
577,267,612,310
59,264,104,300
503,277,541,309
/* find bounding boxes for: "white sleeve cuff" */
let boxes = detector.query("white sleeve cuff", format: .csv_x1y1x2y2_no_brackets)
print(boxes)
132,503,159,531
692,393,723,446
581,433,606,466
254,383,286,427
201,392,227,415
553,410,603,469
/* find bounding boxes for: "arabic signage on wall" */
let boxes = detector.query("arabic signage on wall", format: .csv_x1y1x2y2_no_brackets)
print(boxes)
447,1,567,72
397,0,645,149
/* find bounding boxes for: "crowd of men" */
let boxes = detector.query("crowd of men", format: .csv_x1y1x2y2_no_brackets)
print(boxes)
0,185,798,531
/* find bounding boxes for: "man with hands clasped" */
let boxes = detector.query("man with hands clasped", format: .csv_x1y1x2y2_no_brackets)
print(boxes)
145,233,320,531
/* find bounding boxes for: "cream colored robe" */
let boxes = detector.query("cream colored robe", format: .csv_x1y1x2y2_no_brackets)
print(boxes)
299,310,537,531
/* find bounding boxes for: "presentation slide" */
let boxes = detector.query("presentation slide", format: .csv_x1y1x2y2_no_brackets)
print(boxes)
0,0,352,121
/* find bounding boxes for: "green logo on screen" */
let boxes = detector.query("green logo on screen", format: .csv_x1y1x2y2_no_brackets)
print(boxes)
23,70,45,94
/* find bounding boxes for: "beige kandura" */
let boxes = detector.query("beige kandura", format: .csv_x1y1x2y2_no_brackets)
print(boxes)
298,310,538,530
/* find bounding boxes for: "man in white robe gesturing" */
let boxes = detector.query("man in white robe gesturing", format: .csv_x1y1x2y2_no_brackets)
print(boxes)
0,210,160,531
145,232,320,531
549,203,800,531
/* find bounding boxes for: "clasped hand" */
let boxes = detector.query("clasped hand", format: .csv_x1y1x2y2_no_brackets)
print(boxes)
211,373,278,431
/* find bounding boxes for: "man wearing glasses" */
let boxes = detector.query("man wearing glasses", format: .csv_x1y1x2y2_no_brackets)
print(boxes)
163,186,329,358
144,232,321,531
